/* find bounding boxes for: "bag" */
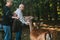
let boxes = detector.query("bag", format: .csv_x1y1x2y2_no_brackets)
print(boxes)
12,19,22,32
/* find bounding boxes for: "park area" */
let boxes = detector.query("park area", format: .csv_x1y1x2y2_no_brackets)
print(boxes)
0,0,60,40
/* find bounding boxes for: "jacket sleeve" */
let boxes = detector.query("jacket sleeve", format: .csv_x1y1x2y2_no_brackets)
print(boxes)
3,7,12,19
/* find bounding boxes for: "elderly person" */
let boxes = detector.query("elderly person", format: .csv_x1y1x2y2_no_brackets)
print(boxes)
12,4,29,40
2,0,13,40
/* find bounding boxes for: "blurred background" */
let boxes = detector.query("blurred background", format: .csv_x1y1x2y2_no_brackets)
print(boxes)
0,0,60,40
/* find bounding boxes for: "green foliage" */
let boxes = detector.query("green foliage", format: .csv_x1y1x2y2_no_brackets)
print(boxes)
0,2,3,16
0,0,60,20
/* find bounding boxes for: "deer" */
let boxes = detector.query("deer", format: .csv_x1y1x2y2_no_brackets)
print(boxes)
25,16,51,40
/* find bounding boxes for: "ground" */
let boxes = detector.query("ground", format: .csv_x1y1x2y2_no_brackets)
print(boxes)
0,24,60,40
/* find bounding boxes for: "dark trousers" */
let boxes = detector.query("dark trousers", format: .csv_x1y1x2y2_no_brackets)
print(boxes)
16,28,22,40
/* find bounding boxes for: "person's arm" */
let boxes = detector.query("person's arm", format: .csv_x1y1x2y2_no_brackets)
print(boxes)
12,13,19,19
19,13,30,25
3,7,12,19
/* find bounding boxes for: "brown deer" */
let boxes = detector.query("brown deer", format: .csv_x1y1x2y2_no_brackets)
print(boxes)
25,16,50,40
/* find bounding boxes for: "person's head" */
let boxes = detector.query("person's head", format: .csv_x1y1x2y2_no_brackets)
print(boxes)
19,4,24,11
6,0,13,7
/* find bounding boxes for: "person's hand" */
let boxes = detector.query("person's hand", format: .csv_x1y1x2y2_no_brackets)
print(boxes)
25,22,30,25
16,17,19,19
12,16,19,19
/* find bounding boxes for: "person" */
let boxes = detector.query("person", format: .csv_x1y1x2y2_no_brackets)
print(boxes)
12,4,29,40
2,0,13,40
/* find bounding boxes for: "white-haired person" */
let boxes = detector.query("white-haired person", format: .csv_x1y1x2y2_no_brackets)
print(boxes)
12,4,29,40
